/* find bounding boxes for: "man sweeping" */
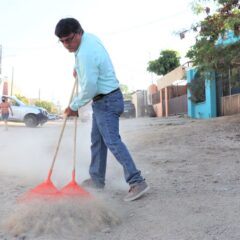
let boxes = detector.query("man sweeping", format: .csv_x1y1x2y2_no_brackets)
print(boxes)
55,18,149,201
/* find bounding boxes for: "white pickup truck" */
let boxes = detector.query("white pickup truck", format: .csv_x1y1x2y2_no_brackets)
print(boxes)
0,95,48,127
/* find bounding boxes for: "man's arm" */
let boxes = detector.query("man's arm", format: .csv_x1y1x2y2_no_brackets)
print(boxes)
70,53,99,111
9,105,13,115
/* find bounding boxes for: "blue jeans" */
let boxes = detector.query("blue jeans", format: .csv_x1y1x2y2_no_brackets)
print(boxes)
90,89,144,187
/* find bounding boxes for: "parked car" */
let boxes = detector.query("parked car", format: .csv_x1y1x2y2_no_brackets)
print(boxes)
0,95,48,127
48,114,62,121
122,100,136,118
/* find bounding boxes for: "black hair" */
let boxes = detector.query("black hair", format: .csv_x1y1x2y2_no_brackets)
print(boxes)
55,18,84,38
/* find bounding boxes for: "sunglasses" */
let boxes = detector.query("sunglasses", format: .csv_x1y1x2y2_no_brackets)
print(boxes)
59,33,76,44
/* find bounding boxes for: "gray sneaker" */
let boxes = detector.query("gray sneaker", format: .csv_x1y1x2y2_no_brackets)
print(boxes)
124,181,150,202
81,178,104,189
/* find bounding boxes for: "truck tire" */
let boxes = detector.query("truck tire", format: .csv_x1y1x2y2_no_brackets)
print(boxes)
24,115,39,127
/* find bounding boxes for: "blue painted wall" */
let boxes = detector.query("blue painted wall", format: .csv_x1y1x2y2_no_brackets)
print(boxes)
215,30,240,47
187,68,217,119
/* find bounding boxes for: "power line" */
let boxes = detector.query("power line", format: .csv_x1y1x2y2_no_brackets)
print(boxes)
1,8,191,57
104,8,190,36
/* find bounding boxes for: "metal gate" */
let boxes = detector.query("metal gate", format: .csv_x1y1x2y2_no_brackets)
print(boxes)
168,94,188,115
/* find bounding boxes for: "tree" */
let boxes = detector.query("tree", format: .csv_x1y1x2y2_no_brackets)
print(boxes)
15,94,30,104
119,83,132,100
147,50,181,76
185,0,240,76
14,94,60,113
181,0,240,101
35,100,58,113
119,83,129,94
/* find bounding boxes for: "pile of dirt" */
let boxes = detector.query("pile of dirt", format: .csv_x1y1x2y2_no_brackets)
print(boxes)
1,198,120,240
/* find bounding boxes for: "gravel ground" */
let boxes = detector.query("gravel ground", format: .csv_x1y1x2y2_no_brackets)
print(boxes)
0,114,240,240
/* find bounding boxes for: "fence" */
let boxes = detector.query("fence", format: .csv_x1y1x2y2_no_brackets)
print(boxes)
169,94,188,116
221,93,240,116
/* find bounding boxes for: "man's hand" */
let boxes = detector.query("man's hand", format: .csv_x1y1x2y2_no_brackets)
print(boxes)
73,69,77,78
64,106,79,117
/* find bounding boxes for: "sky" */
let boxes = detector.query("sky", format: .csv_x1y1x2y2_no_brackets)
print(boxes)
0,0,206,108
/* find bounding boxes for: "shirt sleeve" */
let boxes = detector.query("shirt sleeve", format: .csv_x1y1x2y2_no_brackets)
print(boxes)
70,52,100,111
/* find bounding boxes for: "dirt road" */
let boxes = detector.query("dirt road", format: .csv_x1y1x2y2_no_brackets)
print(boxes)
0,114,240,240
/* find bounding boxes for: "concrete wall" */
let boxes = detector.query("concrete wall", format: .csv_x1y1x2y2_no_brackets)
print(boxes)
157,66,186,89
153,103,163,117
150,65,188,117
132,90,148,117
147,84,159,105
187,68,217,119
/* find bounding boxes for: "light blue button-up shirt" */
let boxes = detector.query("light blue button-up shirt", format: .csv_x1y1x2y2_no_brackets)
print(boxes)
70,32,119,111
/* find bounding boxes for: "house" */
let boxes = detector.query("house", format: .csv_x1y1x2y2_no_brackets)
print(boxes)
147,65,189,117
144,29,240,119
187,30,240,118
187,69,217,119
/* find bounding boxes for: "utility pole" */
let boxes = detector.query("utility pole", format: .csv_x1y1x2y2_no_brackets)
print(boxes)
0,44,2,75
10,67,14,95
0,45,2,85
148,52,153,85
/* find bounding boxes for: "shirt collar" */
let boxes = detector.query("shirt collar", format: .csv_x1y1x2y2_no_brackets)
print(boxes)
75,32,85,56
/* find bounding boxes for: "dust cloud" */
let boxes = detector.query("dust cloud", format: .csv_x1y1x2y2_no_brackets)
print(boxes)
0,197,120,240
0,120,93,187
0,119,128,191
0,118,131,239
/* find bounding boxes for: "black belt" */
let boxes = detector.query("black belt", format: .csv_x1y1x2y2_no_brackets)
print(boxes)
93,88,120,102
